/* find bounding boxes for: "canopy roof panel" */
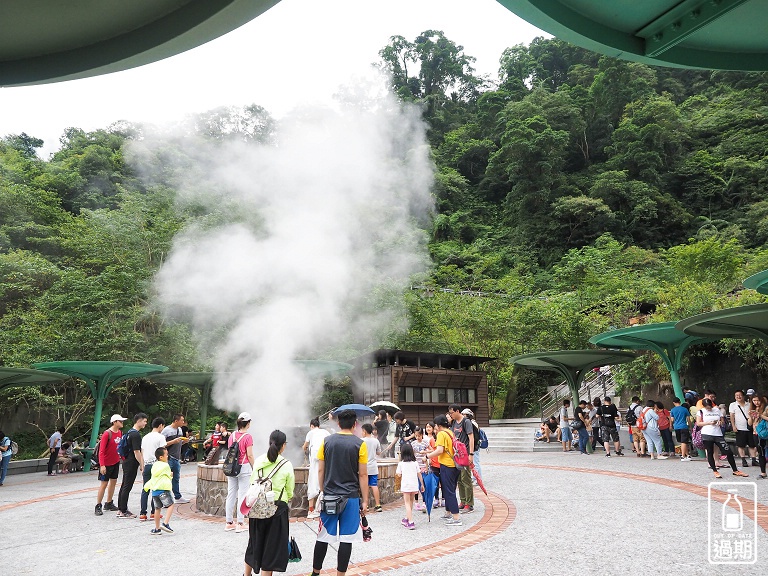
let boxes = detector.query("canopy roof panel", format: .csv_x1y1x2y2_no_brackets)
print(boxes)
675,304,768,340
743,270,768,295
497,0,768,71
0,367,71,392
511,349,638,371
0,0,281,86
589,322,692,349
32,361,168,385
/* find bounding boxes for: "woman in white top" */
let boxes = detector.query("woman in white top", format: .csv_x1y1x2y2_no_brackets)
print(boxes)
696,398,748,479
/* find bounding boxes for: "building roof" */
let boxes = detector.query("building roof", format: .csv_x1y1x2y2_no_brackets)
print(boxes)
0,0,281,86
351,349,495,370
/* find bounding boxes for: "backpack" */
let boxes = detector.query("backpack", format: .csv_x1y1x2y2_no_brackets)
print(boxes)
636,408,650,431
756,419,768,440
449,429,470,467
625,406,638,426
478,427,489,450
116,430,134,460
222,434,242,477
242,458,288,519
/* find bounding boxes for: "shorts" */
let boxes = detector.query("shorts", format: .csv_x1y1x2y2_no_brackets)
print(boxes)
560,427,573,442
600,426,619,443
368,474,378,487
632,429,645,443
735,430,756,448
675,429,691,443
98,463,120,481
152,490,174,509
318,496,362,544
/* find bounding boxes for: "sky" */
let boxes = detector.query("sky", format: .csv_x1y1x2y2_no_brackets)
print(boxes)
0,0,547,157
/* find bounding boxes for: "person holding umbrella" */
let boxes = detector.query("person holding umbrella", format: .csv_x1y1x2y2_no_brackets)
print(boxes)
425,415,462,526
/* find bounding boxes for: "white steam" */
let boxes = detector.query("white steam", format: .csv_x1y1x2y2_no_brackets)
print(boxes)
134,76,433,436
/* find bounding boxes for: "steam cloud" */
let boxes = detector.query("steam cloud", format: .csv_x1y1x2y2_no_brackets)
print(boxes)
133,77,433,437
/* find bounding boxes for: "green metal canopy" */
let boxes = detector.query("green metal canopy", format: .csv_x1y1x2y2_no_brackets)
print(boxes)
32,361,168,469
0,0,281,86
498,0,768,71
589,323,716,400
0,367,71,393
676,303,768,340
511,349,638,402
743,270,768,295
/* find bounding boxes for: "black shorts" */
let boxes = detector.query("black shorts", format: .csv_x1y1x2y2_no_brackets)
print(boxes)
98,463,120,481
735,430,756,448
600,426,619,443
675,429,691,444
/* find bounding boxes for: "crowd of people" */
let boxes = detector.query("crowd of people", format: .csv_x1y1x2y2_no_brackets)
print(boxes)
2,402,488,575
540,387,768,480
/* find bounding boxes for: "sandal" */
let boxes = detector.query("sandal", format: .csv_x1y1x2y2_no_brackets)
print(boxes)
713,471,723,479
759,474,767,479
733,470,749,477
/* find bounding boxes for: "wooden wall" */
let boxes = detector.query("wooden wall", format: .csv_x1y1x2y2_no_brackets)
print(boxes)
352,365,489,427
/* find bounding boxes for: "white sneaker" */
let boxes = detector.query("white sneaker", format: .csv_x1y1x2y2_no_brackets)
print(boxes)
175,497,190,504
657,455,669,460
307,510,320,519
680,456,692,461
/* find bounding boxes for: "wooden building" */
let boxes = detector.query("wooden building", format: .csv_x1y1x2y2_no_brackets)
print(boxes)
350,349,493,427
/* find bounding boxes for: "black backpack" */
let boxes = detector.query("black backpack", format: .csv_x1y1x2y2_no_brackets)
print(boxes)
625,406,638,426
222,435,241,477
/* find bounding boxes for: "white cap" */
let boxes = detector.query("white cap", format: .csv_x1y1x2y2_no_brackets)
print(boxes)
747,389,756,396
110,414,127,423
461,408,474,417
238,412,252,421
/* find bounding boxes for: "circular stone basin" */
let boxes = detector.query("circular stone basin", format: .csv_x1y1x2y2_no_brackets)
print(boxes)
196,459,401,518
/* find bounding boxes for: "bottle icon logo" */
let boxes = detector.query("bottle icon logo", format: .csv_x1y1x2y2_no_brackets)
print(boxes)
722,489,743,532
708,482,757,564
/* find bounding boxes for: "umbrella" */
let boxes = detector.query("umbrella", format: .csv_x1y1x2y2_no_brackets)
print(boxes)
420,471,438,521
333,403,375,418
369,400,400,413
470,463,487,496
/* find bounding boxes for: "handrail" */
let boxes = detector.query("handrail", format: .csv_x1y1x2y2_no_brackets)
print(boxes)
538,369,617,421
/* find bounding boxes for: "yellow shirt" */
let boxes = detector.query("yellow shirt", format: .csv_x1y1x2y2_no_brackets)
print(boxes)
436,430,455,468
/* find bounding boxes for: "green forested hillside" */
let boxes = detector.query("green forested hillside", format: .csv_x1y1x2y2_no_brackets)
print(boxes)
2,35,768,431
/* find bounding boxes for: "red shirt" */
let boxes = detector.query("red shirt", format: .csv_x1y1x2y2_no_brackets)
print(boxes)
99,428,122,466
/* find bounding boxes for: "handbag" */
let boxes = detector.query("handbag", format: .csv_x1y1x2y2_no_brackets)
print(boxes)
756,418,768,440
288,536,302,562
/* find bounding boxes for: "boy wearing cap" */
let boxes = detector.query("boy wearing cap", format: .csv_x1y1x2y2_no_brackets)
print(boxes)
95,414,126,516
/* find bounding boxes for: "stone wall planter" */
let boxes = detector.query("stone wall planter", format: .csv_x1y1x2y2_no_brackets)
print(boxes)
196,459,402,518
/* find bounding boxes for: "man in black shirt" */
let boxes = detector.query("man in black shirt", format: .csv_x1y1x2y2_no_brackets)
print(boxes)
117,412,147,518
597,397,623,457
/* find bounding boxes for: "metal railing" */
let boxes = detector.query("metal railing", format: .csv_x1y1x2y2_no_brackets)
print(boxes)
538,370,617,421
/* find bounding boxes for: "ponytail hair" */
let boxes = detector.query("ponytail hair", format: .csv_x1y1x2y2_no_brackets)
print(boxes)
267,429,287,462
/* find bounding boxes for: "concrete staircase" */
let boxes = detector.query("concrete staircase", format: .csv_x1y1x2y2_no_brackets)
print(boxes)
485,418,540,452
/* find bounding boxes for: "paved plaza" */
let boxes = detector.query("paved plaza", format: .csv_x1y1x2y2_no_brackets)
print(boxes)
3,449,768,575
